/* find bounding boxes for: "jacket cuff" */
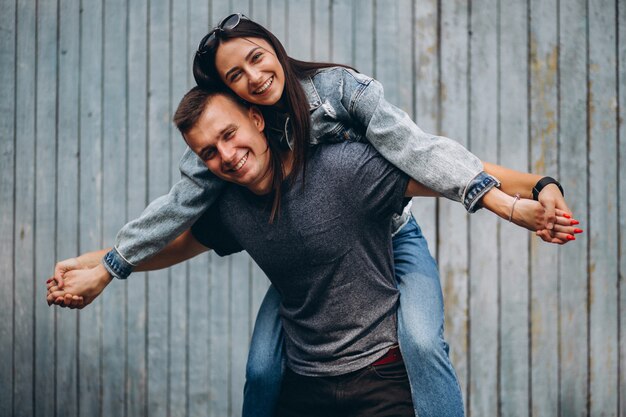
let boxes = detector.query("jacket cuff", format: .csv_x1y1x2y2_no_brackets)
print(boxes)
102,247,134,280
463,171,501,213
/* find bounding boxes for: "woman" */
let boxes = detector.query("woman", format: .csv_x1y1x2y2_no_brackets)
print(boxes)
51,14,579,417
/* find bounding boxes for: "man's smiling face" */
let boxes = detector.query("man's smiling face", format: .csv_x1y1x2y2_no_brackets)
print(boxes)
184,94,273,195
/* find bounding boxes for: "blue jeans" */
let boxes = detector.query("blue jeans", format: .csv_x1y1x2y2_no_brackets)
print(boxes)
241,215,465,417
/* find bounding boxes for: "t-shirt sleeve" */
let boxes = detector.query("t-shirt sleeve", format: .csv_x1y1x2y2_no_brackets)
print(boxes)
191,202,244,257
339,143,409,220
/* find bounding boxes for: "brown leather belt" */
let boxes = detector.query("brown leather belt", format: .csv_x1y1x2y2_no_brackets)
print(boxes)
371,345,402,366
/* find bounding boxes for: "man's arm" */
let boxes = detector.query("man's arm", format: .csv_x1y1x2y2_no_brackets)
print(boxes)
47,230,209,308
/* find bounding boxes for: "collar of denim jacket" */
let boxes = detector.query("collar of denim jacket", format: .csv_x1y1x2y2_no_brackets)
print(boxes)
299,76,322,110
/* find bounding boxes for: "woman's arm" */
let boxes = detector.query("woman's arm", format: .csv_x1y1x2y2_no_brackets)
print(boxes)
404,179,580,244
337,69,496,212
483,162,571,230
53,148,224,290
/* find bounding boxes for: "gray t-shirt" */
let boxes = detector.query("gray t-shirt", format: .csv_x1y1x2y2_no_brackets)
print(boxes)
192,142,409,377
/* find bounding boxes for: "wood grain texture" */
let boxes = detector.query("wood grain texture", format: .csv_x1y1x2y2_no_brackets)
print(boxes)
588,1,619,415
102,0,128,415
499,1,531,415
558,0,589,416
55,0,81,414
126,1,149,416
529,0,560,415
34,1,59,415
468,0,500,414
77,1,105,416
616,1,626,417
0,0,16,415
146,0,171,415
14,0,36,415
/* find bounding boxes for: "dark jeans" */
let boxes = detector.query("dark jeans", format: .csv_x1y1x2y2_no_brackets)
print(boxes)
275,359,415,417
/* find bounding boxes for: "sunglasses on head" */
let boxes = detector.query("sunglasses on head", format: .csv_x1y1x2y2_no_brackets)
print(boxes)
196,13,249,56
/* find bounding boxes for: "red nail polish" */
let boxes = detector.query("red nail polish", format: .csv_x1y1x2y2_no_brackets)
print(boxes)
574,228,583,234
567,235,576,240
570,220,579,225
563,213,571,219
46,278,53,284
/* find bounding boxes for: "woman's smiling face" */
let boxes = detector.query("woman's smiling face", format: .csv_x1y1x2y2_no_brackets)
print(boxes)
214,37,286,106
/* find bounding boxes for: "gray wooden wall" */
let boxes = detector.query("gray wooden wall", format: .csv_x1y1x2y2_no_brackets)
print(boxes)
0,0,623,416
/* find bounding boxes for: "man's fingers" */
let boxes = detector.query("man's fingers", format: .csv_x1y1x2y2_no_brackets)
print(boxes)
53,269,65,289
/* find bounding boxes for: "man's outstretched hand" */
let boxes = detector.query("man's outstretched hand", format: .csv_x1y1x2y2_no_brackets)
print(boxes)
47,264,112,309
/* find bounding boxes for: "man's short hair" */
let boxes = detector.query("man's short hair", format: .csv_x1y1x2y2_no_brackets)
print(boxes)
173,86,251,135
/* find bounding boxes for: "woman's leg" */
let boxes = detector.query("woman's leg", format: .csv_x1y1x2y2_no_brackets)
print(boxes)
241,285,285,417
393,215,465,417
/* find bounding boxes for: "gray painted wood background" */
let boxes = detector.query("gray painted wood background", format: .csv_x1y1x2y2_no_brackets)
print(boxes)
0,0,623,416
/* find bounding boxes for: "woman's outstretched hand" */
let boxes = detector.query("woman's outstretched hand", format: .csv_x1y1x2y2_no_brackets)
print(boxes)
535,208,582,244
47,263,112,309
512,199,582,244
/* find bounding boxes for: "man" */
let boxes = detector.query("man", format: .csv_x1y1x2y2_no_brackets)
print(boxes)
46,87,566,416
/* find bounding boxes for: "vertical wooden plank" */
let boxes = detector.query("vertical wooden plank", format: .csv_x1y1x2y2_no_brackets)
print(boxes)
230,252,251,416
468,0,499,414
287,0,312,61
438,0,470,410
147,0,171,415
250,0,268,27
588,1,619,415
616,1,626,417
330,0,353,66
499,0,531,416
101,0,127,415
558,0,589,415
231,0,250,16
13,0,36,413
412,0,439,258
267,0,286,47
186,3,210,416
0,0,15,413
169,0,189,415
77,0,104,414
56,0,80,413
126,0,148,415
209,255,230,417
34,0,58,415
352,0,373,75
529,0,559,415
375,0,413,114
188,250,211,417
312,0,330,62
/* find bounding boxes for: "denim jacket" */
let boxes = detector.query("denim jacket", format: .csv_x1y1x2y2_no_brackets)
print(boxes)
103,67,498,280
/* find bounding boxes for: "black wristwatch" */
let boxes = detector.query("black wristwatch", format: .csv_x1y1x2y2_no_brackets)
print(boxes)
532,176,564,200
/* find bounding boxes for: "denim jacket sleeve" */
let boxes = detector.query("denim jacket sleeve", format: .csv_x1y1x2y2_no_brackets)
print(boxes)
103,147,225,279
336,69,498,212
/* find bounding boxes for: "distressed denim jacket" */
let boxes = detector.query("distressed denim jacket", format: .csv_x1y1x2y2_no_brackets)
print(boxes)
103,67,498,280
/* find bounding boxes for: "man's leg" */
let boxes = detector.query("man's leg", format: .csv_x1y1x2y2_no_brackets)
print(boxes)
392,215,465,417
242,285,285,417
